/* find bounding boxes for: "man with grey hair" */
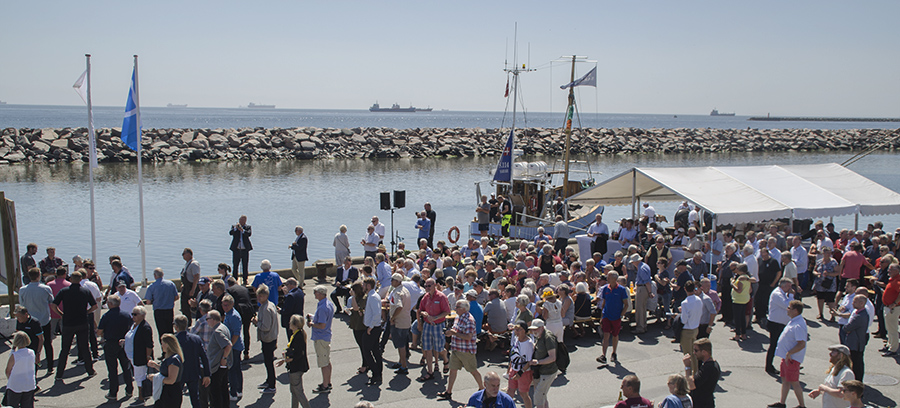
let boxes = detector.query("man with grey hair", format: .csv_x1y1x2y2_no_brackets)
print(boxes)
190,299,215,347
290,225,308,282
206,310,233,408
387,273,412,375
309,285,336,391
361,277,384,386
438,299,482,401
180,248,201,326
143,267,179,343
281,278,304,341
97,294,134,400
467,371,516,408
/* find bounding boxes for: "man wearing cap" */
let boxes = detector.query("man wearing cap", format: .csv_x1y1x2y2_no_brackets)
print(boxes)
529,318,558,408
116,280,142,318
386,273,412,375
437,299,483,401
143,267,179,342
597,271,628,365
632,253,654,334
189,277,217,318
466,289,485,335
770,300,807,408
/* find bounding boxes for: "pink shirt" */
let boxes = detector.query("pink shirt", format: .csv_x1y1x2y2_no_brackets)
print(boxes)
840,251,865,279
48,277,71,319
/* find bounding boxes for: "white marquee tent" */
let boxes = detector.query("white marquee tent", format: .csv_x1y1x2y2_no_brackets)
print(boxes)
567,163,900,226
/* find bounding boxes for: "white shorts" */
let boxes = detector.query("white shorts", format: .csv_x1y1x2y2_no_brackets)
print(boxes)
133,364,148,383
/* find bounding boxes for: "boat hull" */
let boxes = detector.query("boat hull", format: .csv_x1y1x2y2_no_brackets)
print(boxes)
468,205,604,240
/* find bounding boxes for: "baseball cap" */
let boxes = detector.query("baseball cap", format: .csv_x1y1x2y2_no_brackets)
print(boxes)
528,319,545,330
198,277,211,285
391,273,404,282
465,289,478,298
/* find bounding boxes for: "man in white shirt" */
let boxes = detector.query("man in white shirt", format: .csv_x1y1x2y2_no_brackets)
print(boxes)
687,205,700,229
771,300,807,408
371,216,386,244
766,279,794,375
81,275,103,361
766,237,782,267
586,214,610,258
679,281,703,372
814,230,834,263
361,225,380,260
116,281,142,315
789,236,809,291
642,202,656,224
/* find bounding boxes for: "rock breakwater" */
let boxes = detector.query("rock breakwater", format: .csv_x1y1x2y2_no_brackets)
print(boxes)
0,126,897,164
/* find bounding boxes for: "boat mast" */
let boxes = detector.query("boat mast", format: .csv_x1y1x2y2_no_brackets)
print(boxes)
503,24,534,172
562,55,576,199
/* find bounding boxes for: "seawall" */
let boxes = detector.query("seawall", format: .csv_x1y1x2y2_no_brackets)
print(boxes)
0,126,898,164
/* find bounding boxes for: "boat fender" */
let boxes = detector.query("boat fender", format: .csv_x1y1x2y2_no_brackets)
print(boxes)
447,226,460,243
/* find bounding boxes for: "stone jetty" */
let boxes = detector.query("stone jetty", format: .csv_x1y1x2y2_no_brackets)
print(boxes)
0,126,897,164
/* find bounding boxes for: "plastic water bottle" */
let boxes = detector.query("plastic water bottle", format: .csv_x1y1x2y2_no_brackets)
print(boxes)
709,274,718,291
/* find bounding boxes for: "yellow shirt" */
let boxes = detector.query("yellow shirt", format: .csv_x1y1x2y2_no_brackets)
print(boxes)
732,275,751,304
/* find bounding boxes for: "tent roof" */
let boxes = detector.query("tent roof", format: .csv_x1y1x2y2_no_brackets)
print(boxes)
567,163,900,225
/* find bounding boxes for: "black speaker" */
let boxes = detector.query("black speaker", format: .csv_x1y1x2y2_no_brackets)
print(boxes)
380,192,391,210
393,190,406,209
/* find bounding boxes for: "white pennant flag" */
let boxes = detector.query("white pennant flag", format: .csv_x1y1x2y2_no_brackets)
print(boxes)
73,70,88,103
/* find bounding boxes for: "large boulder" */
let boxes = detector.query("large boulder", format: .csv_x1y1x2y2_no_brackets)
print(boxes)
31,141,51,154
4,151,26,162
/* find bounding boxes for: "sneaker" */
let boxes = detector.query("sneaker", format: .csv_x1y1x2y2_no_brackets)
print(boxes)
883,351,898,357
611,353,618,363
105,392,117,400
257,382,269,389
75,360,84,366
262,387,276,394
395,367,409,375
596,355,607,364
313,383,332,393
230,395,240,402
387,362,402,369
767,403,787,408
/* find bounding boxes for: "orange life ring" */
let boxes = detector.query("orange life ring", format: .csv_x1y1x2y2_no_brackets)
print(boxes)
448,226,460,243
529,196,539,214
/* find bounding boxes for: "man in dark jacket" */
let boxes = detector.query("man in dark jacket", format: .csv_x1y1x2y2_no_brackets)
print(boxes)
97,294,134,400
330,256,358,314
50,270,97,380
230,215,253,284
840,294,870,381
175,315,211,408
281,278,305,341
227,277,255,360
290,226,309,283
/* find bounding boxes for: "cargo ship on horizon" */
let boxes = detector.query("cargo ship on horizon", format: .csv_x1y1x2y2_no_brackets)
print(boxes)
246,102,275,109
369,102,431,112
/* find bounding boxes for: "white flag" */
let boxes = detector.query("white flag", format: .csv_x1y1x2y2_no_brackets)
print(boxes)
73,70,88,104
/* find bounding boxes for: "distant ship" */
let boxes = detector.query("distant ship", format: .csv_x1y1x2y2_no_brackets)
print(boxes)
246,103,275,109
0,100,7,105
166,103,188,108
710,108,735,116
369,102,433,112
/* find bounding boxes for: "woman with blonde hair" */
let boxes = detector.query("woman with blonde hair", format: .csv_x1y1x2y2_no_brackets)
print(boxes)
277,314,311,408
5,331,36,408
334,225,350,266
808,345,854,407
122,305,154,403
148,333,184,407
658,374,692,408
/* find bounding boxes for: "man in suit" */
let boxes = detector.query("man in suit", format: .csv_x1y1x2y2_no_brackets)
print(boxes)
290,225,308,282
281,278,305,341
330,256,358,314
230,215,253,284
174,315,210,408
840,294,869,381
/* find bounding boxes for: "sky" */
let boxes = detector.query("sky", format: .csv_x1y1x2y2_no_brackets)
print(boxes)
2,1,899,117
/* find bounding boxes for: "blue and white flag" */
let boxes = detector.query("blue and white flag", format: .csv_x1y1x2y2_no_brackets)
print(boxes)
492,129,514,182
121,68,141,151
559,66,597,89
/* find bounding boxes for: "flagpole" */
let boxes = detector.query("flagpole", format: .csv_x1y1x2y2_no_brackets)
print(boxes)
85,54,97,263
133,55,148,287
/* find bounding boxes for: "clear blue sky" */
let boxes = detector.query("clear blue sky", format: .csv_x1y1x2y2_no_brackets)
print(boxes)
2,1,898,117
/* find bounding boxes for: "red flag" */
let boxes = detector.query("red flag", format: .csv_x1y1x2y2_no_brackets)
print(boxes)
504,77,509,97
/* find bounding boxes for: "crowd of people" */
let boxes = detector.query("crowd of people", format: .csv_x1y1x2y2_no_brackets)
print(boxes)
6,207,900,408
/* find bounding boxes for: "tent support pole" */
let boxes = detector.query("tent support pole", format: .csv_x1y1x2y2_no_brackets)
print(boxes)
631,169,636,220
854,212,859,231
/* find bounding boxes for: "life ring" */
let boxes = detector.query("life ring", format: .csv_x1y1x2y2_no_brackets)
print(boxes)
447,226,461,243
529,196,539,214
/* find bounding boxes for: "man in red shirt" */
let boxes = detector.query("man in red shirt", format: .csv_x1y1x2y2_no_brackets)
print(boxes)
836,242,874,302
417,278,450,382
880,264,900,356
615,375,653,408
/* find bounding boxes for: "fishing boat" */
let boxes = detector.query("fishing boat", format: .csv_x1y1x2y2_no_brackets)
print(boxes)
469,54,603,240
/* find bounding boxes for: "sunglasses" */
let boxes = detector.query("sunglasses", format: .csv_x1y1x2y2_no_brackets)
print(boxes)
86,266,95,270
132,313,140,316
424,284,433,288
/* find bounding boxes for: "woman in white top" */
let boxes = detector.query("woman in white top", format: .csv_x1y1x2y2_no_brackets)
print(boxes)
807,345,855,408
5,331,37,408
539,289,564,342
333,225,351,267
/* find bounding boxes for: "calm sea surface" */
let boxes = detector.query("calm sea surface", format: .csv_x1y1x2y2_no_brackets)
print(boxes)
1,105,898,285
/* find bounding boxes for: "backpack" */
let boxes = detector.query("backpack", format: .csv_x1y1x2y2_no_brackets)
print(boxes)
556,342,570,373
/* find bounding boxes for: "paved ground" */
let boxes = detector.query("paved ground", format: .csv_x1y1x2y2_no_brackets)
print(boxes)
6,281,899,408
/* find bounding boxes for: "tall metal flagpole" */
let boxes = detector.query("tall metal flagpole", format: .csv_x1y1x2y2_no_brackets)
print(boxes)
86,54,97,262
133,55,148,286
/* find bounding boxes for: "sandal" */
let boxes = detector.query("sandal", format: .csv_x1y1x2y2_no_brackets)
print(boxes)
312,383,332,393
436,391,452,400
416,372,435,382
442,363,450,374
357,366,368,374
